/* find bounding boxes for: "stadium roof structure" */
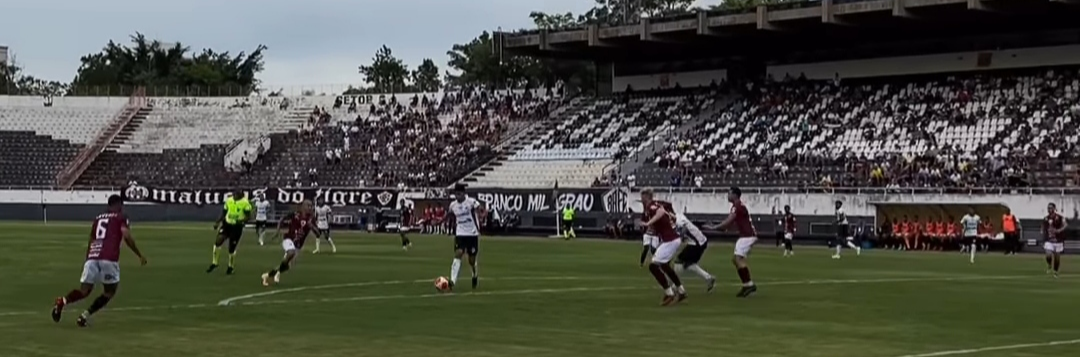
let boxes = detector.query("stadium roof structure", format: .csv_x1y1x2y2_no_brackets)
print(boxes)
502,0,1080,63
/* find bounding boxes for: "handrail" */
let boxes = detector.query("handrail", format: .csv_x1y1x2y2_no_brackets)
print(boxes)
55,87,147,188
625,186,1080,195
5,184,1080,196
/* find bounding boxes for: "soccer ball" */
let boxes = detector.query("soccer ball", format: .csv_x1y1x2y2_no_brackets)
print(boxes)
434,276,450,292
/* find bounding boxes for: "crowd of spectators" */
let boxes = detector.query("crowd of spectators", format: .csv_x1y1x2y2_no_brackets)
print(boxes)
276,87,561,188
635,67,1080,189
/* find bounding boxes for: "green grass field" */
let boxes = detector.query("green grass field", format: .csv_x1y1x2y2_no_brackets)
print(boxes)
1,222,1078,357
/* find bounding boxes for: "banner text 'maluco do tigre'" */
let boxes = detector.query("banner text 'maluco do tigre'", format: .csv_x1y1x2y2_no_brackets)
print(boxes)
121,184,399,208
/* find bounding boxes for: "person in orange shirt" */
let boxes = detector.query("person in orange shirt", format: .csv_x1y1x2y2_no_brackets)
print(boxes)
945,218,959,251
900,215,913,250
890,219,902,250
935,219,948,251
926,218,939,251
977,221,993,252
912,215,924,250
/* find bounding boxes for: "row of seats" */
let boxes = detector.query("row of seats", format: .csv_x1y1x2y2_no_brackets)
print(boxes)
470,89,714,188
632,67,1080,188
68,88,562,188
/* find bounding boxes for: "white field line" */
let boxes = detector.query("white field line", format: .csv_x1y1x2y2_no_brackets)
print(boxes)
892,338,1080,357
217,276,623,306
234,274,1060,306
1,274,1059,318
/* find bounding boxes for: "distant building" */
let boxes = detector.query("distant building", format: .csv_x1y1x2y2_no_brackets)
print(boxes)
0,45,8,65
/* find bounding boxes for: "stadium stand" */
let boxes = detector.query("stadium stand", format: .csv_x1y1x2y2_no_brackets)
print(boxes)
67,89,561,188
632,67,1080,188
0,96,126,187
74,97,308,187
465,89,717,188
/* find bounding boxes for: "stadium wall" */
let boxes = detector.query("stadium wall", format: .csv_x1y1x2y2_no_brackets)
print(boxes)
0,189,1075,220
766,44,1080,80
612,69,727,93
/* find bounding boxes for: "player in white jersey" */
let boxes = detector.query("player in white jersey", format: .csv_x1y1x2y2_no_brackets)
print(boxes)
960,208,980,263
312,203,337,254
673,213,717,292
255,197,272,246
446,184,484,291
832,201,861,259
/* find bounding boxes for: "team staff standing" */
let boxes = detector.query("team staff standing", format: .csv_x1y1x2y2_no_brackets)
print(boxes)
1002,210,1021,255
208,190,253,275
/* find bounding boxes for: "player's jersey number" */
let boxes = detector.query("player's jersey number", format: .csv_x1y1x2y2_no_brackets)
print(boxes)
95,219,109,240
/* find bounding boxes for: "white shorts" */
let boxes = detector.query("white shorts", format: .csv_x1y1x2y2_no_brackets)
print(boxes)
80,260,120,285
282,239,297,252
734,237,758,257
643,234,659,248
651,240,681,264
783,232,793,240
1044,242,1065,253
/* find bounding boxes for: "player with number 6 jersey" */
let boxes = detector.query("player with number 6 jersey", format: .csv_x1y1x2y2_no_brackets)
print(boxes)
262,200,317,286
52,194,147,327
312,203,336,254
446,184,484,291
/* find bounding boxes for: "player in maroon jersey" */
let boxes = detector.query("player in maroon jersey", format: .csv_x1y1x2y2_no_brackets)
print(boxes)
52,194,147,327
782,205,796,257
639,200,675,266
261,200,318,286
1043,203,1067,277
639,189,686,306
717,187,758,297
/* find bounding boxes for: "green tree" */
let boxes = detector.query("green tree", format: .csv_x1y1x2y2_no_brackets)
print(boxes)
711,0,788,11
445,32,503,87
0,60,68,96
411,58,442,92
529,0,696,28
358,45,410,93
528,11,581,30
447,30,595,94
69,33,267,96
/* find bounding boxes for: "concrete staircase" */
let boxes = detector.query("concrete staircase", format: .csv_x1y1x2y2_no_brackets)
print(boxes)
459,98,588,186
105,107,152,151
615,93,737,179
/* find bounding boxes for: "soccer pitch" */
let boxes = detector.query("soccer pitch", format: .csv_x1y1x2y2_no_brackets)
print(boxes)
2,222,1078,357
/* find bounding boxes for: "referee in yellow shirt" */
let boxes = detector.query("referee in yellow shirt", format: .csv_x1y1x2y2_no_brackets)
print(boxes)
208,189,253,275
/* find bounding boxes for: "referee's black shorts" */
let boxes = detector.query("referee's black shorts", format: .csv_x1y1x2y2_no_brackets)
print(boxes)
219,223,245,242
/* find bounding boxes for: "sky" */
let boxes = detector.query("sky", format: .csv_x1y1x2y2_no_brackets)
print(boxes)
4,0,714,94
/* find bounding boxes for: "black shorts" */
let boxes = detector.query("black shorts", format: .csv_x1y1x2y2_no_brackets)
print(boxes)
837,225,850,239
219,223,244,242
454,235,479,255
677,243,708,266
255,220,269,230
964,236,977,245
316,226,331,238
562,219,574,229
